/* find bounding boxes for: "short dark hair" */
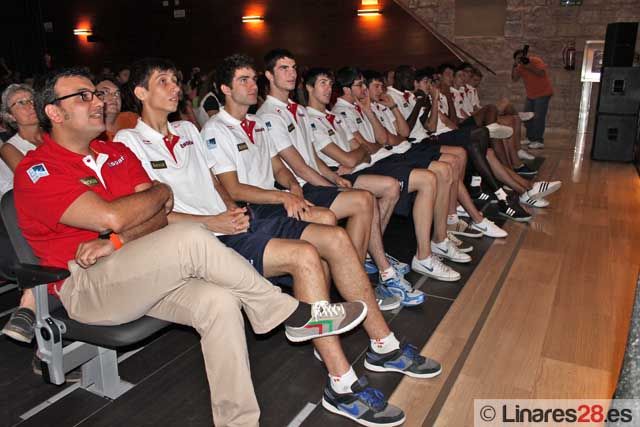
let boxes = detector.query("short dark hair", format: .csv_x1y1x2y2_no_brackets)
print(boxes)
217,54,255,89
471,67,483,78
304,67,334,89
459,62,473,71
35,67,91,132
129,58,177,91
264,48,295,73
334,66,363,89
437,63,455,75
415,67,435,82
362,70,384,86
393,65,415,91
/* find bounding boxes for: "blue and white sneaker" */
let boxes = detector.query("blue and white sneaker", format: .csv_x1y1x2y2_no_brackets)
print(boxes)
322,376,406,427
364,256,379,274
381,276,425,307
365,343,443,379
385,253,409,276
374,285,402,312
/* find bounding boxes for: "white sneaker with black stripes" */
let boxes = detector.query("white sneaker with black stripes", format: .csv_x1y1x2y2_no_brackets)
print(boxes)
519,192,550,208
528,181,562,200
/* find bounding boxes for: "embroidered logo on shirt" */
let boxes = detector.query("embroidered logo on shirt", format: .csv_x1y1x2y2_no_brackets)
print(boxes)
206,138,217,150
310,123,317,130
403,102,409,108
265,121,272,129
151,160,168,169
287,123,295,133
356,117,363,124
328,129,336,136
254,127,265,133
340,111,347,116
79,176,99,186
26,163,49,183
237,142,249,152
107,156,125,167
180,140,193,148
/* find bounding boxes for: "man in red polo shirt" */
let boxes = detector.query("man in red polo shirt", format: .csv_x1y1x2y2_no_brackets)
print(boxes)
12,68,365,426
512,49,554,149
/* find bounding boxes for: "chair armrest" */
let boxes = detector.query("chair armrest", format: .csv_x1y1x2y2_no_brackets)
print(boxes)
15,263,70,289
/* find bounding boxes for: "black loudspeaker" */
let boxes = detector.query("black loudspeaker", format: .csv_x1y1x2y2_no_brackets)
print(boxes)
603,22,638,67
597,67,640,115
591,114,639,162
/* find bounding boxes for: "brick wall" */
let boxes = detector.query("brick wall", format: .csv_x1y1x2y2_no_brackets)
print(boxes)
397,0,640,132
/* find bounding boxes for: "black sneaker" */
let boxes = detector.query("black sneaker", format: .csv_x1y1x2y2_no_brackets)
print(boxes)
364,342,442,379
469,186,497,206
514,164,538,177
322,376,406,426
2,307,35,343
498,200,532,222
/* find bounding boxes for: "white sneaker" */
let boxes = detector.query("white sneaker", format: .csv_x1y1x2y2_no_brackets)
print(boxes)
447,231,474,253
517,149,535,161
520,192,550,208
431,239,472,264
456,205,470,218
485,123,513,139
411,255,461,281
471,218,508,238
447,218,483,238
521,138,532,146
518,112,535,121
528,141,545,149
528,181,561,200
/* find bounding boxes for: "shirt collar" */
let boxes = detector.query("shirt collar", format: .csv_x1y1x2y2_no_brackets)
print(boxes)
134,118,179,142
265,95,289,109
41,133,109,160
306,106,328,118
216,107,244,127
387,86,405,97
335,97,356,110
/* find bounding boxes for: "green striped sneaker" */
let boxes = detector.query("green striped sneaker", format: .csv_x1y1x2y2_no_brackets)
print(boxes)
285,300,367,343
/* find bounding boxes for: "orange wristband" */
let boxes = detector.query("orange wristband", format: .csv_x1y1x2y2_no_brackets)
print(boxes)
109,233,123,250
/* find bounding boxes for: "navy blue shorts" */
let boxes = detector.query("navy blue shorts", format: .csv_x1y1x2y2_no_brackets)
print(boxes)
401,143,442,168
219,204,310,281
302,183,341,208
341,155,417,216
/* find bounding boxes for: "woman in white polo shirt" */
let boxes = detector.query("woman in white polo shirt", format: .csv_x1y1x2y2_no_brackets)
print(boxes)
0,83,42,343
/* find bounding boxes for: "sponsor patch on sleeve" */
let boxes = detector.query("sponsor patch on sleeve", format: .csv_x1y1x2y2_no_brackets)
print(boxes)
206,138,217,150
287,123,295,133
27,163,49,183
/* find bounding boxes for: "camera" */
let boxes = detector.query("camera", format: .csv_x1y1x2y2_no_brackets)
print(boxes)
518,45,530,65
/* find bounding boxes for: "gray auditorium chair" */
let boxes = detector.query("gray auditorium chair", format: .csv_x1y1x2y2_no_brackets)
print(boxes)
1,190,170,399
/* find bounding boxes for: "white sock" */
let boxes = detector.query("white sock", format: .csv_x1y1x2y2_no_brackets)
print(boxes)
379,267,396,282
329,366,358,394
371,332,401,354
447,214,459,225
470,176,482,187
494,188,508,201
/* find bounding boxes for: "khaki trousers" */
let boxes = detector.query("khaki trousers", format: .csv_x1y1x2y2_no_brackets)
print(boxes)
59,222,298,426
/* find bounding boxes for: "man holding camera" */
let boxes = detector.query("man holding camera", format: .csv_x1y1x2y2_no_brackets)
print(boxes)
512,47,553,150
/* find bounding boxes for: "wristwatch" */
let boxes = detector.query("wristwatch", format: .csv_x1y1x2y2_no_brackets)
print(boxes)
98,229,113,240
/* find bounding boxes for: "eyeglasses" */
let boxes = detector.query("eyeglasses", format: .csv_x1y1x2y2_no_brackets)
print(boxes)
50,90,105,104
100,90,121,99
9,97,34,109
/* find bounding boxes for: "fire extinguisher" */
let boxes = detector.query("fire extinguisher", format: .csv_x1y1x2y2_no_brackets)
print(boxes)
563,41,576,70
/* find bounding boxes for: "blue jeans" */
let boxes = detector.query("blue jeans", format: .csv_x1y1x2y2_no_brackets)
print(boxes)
524,95,551,143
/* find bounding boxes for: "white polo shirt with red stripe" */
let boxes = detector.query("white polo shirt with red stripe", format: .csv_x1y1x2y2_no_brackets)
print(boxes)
257,95,320,186
201,108,277,190
115,119,227,216
387,86,431,142
371,102,412,154
332,97,376,143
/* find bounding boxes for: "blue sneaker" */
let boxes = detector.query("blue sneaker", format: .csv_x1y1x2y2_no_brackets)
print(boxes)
364,257,379,274
364,343,443,379
385,253,409,276
322,376,406,426
381,276,425,307
374,285,402,311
